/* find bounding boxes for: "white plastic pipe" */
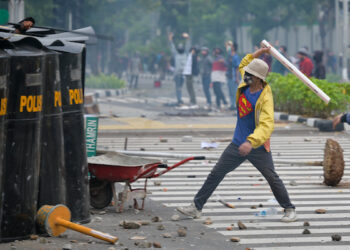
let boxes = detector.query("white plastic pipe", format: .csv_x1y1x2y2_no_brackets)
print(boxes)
261,40,331,104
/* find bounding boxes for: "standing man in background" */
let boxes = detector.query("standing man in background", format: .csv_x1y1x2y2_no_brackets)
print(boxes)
297,48,313,77
226,41,240,111
169,32,190,106
200,47,213,110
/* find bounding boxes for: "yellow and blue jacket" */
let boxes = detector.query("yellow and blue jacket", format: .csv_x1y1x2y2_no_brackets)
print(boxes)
237,54,274,151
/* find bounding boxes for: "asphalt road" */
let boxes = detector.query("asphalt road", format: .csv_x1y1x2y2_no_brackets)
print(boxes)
3,74,350,250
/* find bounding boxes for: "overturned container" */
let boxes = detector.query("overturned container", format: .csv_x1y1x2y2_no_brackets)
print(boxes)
37,45,66,209
49,41,90,223
1,37,45,241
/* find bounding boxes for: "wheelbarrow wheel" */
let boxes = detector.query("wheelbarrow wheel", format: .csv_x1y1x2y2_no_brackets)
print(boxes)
89,178,113,209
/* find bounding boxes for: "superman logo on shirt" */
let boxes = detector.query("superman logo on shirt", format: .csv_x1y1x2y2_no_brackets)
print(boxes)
238,93,253,118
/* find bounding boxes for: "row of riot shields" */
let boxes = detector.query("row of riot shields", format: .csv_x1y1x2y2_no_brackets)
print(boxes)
0,37,90,242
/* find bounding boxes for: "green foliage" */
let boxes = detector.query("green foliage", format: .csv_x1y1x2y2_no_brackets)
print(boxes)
326,73,342,83
85,74,126,89
267,73,350,118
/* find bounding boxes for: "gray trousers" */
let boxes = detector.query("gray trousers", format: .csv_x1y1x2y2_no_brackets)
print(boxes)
194,143,295,210
185,75,196,105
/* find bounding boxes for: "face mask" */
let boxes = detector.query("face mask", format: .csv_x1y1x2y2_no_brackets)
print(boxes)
244,73,254,85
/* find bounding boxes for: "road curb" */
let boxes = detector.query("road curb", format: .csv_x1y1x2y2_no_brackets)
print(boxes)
274,111,345,132
90,88,128,98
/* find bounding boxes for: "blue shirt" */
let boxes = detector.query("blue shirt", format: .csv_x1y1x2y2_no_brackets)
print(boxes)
233,86,263,147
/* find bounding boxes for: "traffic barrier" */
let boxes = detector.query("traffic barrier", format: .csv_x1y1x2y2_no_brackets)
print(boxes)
1,40,45,241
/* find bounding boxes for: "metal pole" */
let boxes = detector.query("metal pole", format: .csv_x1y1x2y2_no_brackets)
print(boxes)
335,0,340,74
342,0,349,81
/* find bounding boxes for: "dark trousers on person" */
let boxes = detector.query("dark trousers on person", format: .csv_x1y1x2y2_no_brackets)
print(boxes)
201,74,212,106
174,74,184,104
213,81,227,108
185,75,196,105
194,143,295,211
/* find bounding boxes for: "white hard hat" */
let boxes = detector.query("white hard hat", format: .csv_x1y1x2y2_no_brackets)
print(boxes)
243,58,269,81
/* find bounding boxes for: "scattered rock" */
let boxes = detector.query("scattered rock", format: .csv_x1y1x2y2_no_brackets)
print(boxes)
160,138,168,143
70,240,78,243
203,218,212,225
258,204,263,208
332,234,342,241
134,209,140,215
93,216,103,223
303,221,310,227
250,205,257,209
138,220,150,226
99,211,107,215
315,209,327,214
58,234,68,238
10,246,16,250
302,229,311,234
140,148,146,151
258,178,264,181
135,241,152,248
130,236,147,240
151,216,162,222
162,233,172,238
304,138,312,142
30,234,38,240
121,221,141,229
182,136,193,142
154,181,162,186
39,238,47,244
62,243,72,250
200,231,205,235
153,242,162,248
289,180,298,186
108,247,116,250
169,147,174,150
238,221,247,230
157,224,165,230
226,226,233,231
230,237,240,242
171,214,180,221
177,228,187,237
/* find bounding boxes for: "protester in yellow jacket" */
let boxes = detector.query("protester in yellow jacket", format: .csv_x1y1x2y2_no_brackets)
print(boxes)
177,46,297,223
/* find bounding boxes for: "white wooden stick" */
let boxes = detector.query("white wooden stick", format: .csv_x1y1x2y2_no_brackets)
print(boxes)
261,40,331,104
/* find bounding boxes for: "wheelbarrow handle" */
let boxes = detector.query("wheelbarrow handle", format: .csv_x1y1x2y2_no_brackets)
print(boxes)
157,164,168,168
194,156,206,160
151,156,205,178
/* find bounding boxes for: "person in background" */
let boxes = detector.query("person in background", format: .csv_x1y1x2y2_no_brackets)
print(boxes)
199,47,213,109
176,46,297,223
183,46,199,107
13,17,35,34
313,50,326,79
297,48,313,77
226,41,240,111
333,112,350,129
211,48,228,110
169,32,190,106
326,50,337,74
272,46,288,75
128,52,142,89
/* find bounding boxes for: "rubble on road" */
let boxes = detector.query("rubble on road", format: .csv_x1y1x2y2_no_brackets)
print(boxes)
238,221,247,230
177,227,187,237
230,237,240,242
315,208,327,214
120,220,142,229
